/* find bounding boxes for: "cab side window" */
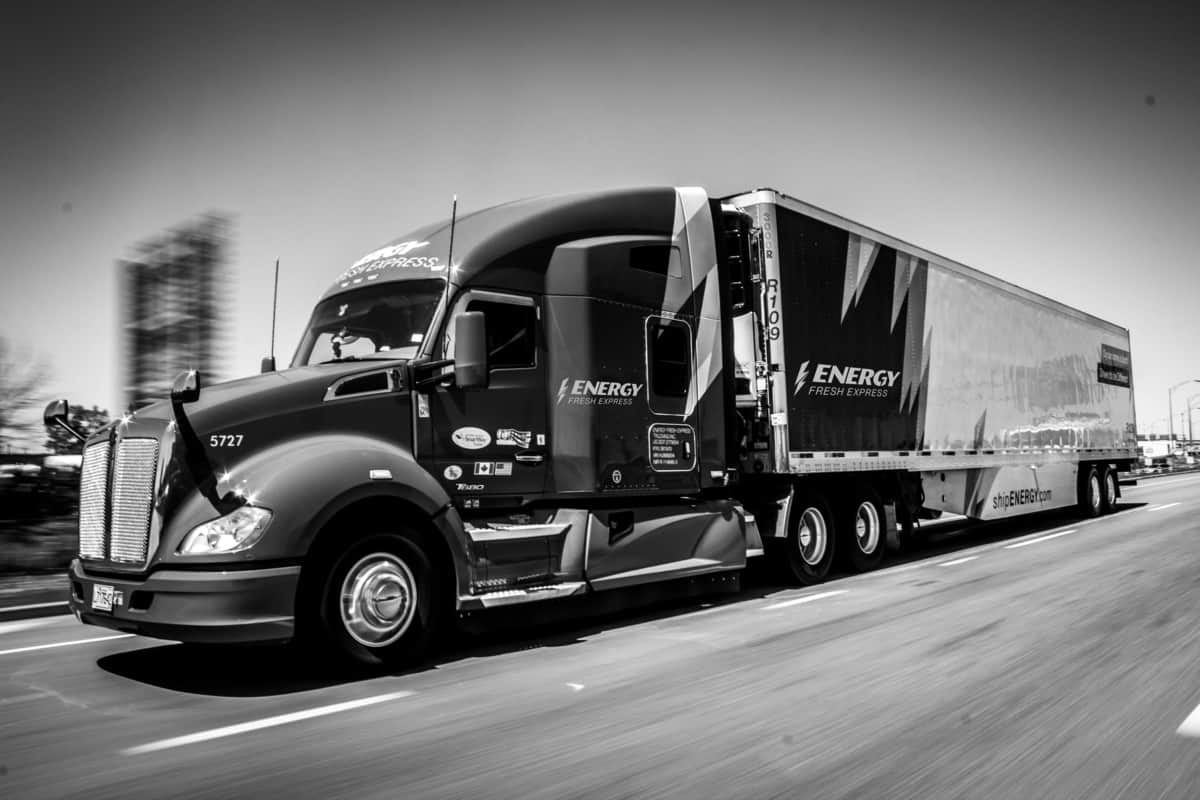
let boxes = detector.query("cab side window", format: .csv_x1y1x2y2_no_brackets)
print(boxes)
647,316,691,415
466,299,536,369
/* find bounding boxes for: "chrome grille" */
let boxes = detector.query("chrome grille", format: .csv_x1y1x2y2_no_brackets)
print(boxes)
78,441,110,559
108,438,159,564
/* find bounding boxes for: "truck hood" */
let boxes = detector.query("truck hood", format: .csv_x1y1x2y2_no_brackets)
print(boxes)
134,361,408,433
129,361,415,514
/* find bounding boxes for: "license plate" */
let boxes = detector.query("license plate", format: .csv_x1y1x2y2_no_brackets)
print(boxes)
92,584,115,612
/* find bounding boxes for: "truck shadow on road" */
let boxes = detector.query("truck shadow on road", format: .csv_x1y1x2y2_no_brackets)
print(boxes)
96,502,1145,697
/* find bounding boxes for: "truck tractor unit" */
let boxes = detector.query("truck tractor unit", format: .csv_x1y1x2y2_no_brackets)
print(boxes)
47,186,1137,666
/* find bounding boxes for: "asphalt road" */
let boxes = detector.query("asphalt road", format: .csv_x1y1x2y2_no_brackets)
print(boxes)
1,473,1198,800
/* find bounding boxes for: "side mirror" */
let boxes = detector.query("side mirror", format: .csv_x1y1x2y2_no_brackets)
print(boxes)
44,399,69,428
454,311,488,389
44,399,86,442
260,356,276,373
171,370,202,404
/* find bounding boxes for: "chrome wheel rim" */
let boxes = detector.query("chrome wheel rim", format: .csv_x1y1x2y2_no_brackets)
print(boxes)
1105,472,1117,506
797,507,828,566
1088,474,1101,511
340,553,417,647
855,501,881,554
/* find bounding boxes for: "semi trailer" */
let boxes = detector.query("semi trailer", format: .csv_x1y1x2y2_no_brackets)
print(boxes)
47,186,1137,666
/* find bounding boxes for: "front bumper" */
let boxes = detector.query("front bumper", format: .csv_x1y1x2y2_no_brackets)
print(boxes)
68,559,301,644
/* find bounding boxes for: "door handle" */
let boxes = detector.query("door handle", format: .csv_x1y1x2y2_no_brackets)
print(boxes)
515,450,545,464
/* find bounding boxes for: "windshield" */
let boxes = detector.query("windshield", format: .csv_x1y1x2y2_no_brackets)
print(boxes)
292,279,444,366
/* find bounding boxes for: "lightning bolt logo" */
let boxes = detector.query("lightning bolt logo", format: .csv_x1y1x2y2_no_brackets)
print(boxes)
556,378,570,405
793,361,810,395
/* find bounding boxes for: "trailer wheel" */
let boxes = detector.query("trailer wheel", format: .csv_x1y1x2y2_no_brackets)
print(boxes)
309,531,436,670
782,490,836,585
840,489,886,572
1077,466,1103,518
1099,465,1119,514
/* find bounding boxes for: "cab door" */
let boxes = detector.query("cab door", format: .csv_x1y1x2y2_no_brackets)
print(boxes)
426,291,547,509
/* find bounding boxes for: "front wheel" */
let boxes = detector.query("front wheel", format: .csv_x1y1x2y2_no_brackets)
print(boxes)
781,490,836,585
307,532,437,669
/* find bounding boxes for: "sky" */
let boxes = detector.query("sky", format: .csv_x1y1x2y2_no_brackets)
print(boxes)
2,0,1198,449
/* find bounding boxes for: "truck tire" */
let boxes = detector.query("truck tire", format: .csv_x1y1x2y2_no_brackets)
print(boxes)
840,489,886,572
782,490,836,585
1099,465,1119,514
309,531,436,670
1077,465,1102,518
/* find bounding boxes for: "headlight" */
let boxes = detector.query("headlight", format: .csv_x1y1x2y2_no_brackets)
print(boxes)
179,506,272,555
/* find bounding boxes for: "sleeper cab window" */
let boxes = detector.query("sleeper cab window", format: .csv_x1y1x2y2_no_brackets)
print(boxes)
465,298,537,370
629,244,682,279
646,315,691,415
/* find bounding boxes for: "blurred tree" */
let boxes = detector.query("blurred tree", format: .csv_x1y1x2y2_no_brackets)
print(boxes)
0,336,52,453
44,405,111,454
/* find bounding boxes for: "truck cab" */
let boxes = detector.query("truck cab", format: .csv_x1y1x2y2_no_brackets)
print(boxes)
55,186,763,667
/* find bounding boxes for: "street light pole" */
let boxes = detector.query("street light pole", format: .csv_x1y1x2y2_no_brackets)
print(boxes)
1188,394,1200,443
1168,380,1200,452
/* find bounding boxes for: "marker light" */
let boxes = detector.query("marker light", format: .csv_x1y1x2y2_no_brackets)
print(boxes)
179,506,272,555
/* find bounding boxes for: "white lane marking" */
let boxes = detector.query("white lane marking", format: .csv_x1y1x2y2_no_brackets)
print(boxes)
0,601,68,613
0,634,135,657
1132,475,1200,490
939,556,979,567
0,691,53,707
871,511,1130,581
123,691,415,755
1004,529,1076,549
567,683,585,691
0,618,63,636
1148,502,1181,512
763,590,847,611
1177,703,1200,737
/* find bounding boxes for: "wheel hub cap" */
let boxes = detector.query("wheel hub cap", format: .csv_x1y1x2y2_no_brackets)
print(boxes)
797,508,827,566
855,502,880,554
340,554,417,648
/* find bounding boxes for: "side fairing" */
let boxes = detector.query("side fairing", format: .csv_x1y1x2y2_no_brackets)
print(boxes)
541,188,728,495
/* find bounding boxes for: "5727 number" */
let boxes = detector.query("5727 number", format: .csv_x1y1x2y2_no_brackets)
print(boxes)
209,434,244,448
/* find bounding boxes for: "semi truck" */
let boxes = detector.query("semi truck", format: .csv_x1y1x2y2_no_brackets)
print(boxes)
46,186,1138,667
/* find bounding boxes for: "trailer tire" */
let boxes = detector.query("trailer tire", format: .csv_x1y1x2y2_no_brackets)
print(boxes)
306,530,436,670
782,490,836,585
1077,465,1103,518
1099,465,1119,514
839,489,886,572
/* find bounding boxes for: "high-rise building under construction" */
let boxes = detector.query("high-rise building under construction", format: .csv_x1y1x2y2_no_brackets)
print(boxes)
120,214,230,408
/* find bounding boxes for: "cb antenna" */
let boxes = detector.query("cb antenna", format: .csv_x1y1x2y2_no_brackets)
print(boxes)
261,258,280,373
446,195,458,274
